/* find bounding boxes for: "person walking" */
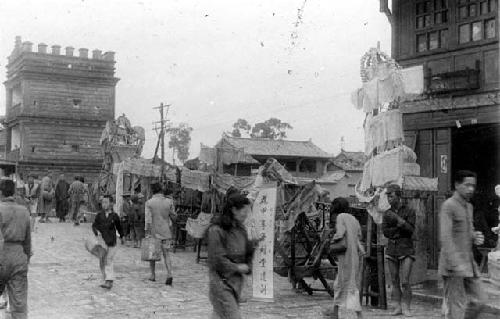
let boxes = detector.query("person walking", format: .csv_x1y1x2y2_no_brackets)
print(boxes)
145,183,176,284
68,176,86,225
0,179,31,319
439,170,486,319
55,174,70,223
324,197,365,319
207,193,255,319
37,172,54,223
382,184,416,317
23,175,39,232
130,194,145,248
91,195,124,290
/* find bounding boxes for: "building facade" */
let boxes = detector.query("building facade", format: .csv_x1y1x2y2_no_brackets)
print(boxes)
214,136,333,179
388,0,499,267
3,36,118,181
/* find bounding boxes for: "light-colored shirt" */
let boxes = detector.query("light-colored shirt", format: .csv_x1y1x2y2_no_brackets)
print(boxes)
438,192,479,277
145,194,175,239
68,180,86,202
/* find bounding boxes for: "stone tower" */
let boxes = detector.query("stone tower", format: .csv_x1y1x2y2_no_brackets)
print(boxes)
3,36,119,181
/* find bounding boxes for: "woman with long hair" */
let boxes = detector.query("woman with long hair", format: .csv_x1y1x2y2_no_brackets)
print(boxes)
207,193,255,319
326,197,365,319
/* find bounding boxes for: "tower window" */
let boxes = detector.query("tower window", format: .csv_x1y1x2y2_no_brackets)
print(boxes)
71,144,80,152
72,99,81,108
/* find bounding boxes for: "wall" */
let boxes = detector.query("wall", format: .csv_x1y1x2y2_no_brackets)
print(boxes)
393,0,499,92
18,79,114,121
20,119,103,162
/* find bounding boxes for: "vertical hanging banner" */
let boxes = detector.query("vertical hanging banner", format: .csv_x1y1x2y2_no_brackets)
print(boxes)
251,182,277,301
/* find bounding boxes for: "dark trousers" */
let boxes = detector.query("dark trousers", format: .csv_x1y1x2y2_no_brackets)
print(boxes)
69,200,82,222
0,245,28,319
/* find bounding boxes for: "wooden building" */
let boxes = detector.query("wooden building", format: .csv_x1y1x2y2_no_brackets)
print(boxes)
386,0,499,268
3,36,118,181
214,136,333,179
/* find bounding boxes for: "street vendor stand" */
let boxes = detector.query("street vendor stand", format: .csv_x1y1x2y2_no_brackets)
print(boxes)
352,46,438,309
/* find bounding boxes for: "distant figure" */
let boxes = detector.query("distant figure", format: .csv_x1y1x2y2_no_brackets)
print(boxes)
130,194,145,248
145,183,176,284
37,172,54,223
91,195,124,290
23,175,39,232
121,193,132,241
68,176,86,226
0,179,31,319
55,174,70,223
439,170,486,319
324,197,365,319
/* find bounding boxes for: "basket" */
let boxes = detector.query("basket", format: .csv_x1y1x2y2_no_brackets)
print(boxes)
141,237,161,261
84,236,106,259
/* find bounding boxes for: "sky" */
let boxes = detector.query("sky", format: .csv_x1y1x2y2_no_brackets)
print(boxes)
0,0,391,162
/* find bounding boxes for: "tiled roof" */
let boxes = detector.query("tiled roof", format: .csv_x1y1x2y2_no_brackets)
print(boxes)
222,136,332,159
332,150,366,171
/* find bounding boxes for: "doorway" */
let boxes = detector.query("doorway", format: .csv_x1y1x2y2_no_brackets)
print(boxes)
452,123,500,197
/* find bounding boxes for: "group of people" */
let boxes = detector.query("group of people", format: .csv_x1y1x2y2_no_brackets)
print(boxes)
90,182,177,290
22,173,89,226
0,169,494,319
86,170,493,319
321,170,492,319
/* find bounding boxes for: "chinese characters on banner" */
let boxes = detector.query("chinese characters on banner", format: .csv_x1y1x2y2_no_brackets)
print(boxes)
250,183,277,301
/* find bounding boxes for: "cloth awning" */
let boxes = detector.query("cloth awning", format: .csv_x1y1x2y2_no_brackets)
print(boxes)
181,168,210,192
213,174,256,194
112,158,177,179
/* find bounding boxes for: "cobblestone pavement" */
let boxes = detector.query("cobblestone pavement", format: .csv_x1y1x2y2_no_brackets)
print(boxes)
5,221,494,318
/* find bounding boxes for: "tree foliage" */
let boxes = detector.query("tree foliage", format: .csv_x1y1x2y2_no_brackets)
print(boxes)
231,118,251,138
229,117,293,139
168,123,193,163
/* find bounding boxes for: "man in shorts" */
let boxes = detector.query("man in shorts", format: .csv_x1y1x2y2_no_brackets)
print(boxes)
145,183,176,285
382,184,416,317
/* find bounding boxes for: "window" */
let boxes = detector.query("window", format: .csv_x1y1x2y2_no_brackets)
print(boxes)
485,19,496,38
460,18,496,43
459,0,497,19
472,21,483,41
72,99,81,108
417,29,448,52
459,24,472,43
71,144,80,152
31,146,36,153
429,31,439,49
416,0,448,29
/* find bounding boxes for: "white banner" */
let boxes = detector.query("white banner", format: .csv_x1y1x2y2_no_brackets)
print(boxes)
251,182,277,301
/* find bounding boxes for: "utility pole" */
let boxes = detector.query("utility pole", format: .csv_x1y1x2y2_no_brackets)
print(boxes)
153,103,171,178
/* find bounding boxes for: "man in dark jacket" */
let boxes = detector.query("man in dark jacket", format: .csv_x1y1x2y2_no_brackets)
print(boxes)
91,195,124,289
55,174,70,222
0,179,31,319
382,184,416,317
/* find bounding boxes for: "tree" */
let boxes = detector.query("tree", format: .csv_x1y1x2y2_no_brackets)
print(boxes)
230,118,251,138
228,117,293,140
251,118,293,139
168,123,193,164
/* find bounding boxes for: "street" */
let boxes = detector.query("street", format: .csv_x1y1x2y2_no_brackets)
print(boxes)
15,221,453,319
